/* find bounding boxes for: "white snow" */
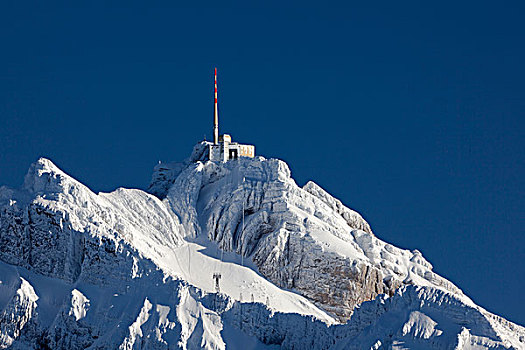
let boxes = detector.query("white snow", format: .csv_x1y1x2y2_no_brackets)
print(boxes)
0,153,522,349
159,239,335,323
69,289,90,321
0,275,38,348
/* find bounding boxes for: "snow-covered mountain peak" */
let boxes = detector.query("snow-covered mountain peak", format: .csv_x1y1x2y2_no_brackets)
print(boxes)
0,157,87,210
147,146,470,321
0,150,523,349
23,157,70,194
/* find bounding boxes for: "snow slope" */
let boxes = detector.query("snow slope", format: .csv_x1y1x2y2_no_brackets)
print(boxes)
0,146,523,349
151,143,466,321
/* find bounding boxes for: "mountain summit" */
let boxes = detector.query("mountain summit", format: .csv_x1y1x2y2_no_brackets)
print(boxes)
0,146,523,349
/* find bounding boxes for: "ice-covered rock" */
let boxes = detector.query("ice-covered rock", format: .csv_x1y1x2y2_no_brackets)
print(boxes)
0,157,184,284
152,149,464,321
0,277,38,348
0,151,522,349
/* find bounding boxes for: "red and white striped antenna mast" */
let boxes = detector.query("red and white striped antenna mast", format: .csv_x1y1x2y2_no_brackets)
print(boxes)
214,68,219,145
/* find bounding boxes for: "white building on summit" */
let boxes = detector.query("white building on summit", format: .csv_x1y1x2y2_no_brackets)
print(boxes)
208,68,255,162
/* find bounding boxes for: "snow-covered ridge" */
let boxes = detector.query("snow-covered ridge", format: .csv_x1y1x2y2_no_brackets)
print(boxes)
149,143,468,321
0,149,523,349
0,157,184,285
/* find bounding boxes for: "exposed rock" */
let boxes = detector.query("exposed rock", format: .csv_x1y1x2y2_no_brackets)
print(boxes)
0,153,522,349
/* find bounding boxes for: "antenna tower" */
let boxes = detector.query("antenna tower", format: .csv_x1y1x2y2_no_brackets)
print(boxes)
214,68,219,145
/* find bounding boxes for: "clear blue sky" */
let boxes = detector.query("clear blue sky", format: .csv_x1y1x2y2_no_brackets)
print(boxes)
0,2,523,325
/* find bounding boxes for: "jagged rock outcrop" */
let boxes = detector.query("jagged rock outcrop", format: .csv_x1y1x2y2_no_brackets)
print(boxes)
0,277,38,348
0,158,183,284
0,150,522,349
151,143,461,321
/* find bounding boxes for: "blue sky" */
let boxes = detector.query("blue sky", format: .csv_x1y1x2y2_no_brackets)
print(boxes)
0,2,524,325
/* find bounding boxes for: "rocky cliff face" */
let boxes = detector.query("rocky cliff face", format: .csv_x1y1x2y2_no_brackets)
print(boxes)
0,148,523,349
151,143,462,322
